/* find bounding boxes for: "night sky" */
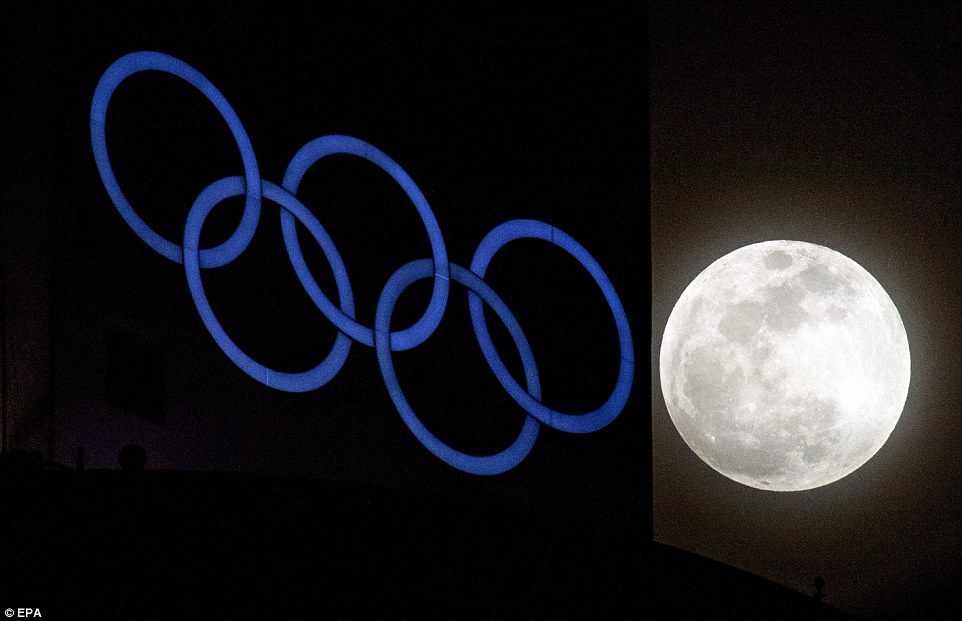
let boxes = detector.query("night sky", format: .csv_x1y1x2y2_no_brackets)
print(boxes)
651,2,962,619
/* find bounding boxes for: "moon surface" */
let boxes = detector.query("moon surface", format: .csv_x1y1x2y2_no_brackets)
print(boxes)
660,241,910,491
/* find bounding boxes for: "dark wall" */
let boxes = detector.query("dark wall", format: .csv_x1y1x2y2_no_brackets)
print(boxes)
2,470,634,618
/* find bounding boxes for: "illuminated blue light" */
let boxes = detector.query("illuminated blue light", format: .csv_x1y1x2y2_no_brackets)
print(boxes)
93,52,635,473
282,135,449,350
183,176,354,392
91,51,262,267
375,260,541,475
470,220,634,433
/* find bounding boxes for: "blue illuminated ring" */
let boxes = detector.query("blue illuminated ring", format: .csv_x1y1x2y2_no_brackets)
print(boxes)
375,259,541,475
469,220,634,434
91,51,262,267
281,135,449,351
183,176,354,392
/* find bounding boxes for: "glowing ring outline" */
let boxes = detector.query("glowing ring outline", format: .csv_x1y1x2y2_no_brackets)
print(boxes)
91,51,261,267
281,135,450,351
183,176,354,392
375,259,541,475
469,219,635,434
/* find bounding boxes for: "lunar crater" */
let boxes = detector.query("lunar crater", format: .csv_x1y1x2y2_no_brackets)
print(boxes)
764,250,794,270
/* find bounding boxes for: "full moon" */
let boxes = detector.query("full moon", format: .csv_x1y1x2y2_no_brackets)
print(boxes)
660,241,910,491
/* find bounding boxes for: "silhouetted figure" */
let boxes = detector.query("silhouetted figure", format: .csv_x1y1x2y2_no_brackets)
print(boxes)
813,576,825,602
118,443,147,470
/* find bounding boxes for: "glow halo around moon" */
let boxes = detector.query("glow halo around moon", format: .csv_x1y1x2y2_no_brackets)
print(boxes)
660,240,910,491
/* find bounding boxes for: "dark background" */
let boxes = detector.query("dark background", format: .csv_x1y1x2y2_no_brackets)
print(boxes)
651,1,961,619
1,1,646,617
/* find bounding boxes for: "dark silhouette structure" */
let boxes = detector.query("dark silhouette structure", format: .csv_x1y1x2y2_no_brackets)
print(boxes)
118,443,147,470
815,576,826,602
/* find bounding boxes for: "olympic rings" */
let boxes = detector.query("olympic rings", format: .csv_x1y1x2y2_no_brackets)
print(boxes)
92,51,635,474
